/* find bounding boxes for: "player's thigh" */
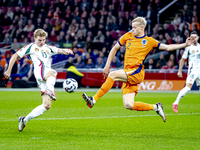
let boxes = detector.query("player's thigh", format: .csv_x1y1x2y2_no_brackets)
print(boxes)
109,69,127,82
123,92,136,108
186,71,198,85
44,69,57,80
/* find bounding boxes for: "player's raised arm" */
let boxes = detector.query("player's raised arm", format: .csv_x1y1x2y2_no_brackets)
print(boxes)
159,36,195,51
57,48,74,55
103,42,121,79
4,53,20,79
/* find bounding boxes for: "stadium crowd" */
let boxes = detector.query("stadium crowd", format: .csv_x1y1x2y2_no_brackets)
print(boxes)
0,0,200,84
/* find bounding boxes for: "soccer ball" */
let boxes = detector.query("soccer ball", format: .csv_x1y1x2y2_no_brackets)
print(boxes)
63,78,78,93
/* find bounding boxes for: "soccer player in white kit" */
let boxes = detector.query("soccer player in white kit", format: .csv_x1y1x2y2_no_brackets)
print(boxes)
172,31,200,113
4,29,73,131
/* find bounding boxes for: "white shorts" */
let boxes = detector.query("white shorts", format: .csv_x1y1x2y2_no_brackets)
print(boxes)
34,66,57,92
186,69,200,86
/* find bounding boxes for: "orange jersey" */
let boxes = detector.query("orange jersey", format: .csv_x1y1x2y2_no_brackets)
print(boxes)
118,31,160,69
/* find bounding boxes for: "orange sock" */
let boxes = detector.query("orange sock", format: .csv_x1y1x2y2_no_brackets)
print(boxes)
132,102,154,111
93,77,114,101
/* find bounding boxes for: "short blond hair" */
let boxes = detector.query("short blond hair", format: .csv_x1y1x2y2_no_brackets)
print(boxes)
132,17,147,27
34,29,48,38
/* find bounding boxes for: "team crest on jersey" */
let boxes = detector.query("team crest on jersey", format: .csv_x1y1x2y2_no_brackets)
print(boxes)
141,39,147,46
45,50,49,54
35,48,39,52
192,50,195,54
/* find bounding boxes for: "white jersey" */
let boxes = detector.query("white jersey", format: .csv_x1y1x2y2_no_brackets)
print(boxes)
17,43,58,81
182,43,200,72
17,43,58,68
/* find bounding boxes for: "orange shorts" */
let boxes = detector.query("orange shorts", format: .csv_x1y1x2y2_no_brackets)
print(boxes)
122,65,145,95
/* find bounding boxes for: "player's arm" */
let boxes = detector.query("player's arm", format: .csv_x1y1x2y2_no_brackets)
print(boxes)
177,57,186,78
159,36,195,51
4,53,20,79
103,42,121,79
57,48,74,55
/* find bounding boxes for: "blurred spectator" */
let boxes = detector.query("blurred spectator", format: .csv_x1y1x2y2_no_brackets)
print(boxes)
145,5,156,34
19,14,27,27
189,16,200,31
104,31,114,48
6,7,14,20
35,18,43,29
118,0,128,11
7,24,16,38
92,0,100,10
171,14,181,29
93,30,105,43
13,7,21,19
32,0,41,17
40,0,49,12
49,30,57,42
156,53,166,69
1,0,9,6
110,56,121,68
106,17,116,31
145,58,156,71
106,11,116,25
135,4,145,17
179,19,190,32
95,57,105,68
8,0,17,7
165,32,174,45
11,38,20,50
23,19,35,33
2,14,12,26
100,0,109,10
180,10,190,23
77,23,87,38
158,34,166,44
64,56,74,68
85,58,95,68
172,32,182,43
116,17,127,31
75,56,85,68
72,47,82,56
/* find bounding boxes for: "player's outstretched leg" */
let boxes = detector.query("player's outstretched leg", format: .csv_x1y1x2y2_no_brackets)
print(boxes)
172,103,178,113
82,93,96,108
18,116,26,132
156,103,166,122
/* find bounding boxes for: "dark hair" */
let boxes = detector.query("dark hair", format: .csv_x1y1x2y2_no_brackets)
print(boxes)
190,30,198,36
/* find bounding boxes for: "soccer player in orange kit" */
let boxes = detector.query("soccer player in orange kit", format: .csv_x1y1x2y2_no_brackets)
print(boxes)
82,17,195,122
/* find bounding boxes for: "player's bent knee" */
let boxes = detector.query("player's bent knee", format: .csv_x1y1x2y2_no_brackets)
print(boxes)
123,102,133,110
108,71,117,79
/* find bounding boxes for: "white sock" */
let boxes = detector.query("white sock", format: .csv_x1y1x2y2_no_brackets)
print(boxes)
46,76,56,92
24,104,47,124
174,86,191,105
153,104,157,111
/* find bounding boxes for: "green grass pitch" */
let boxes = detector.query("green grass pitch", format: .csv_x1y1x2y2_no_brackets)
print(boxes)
0,90,199,150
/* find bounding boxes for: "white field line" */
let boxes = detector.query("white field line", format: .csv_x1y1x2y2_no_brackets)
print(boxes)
0,88,199,93
1,112,200,122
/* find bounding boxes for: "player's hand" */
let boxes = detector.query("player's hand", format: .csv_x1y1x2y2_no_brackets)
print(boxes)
177,71,183,78
65,49,74,55
103,66,110,79
186,36,195,46
4,71,11,79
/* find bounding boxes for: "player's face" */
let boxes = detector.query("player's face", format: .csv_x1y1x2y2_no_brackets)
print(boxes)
34,36,46,47
132,22,143,36
191,34,199,45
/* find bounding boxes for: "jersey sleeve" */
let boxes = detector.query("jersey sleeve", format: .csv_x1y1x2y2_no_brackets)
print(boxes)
118,33,128,46
46,45,59,55
17,43,33,58
149,37,161,48
182,47,189,59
